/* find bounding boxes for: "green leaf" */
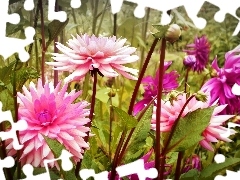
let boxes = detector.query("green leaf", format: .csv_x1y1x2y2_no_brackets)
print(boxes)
123,105,153,163
180,169,200,180
112,106,138,131
166,106,215,153
199,157,240,180
152,24,169,39
12,67,39,92
0,62,15,86
46,19,69,49
43,136,77,180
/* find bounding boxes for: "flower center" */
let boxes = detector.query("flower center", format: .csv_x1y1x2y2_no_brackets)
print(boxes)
38,110,52,126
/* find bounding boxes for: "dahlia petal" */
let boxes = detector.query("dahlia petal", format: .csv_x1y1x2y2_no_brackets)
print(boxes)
199,139,214,151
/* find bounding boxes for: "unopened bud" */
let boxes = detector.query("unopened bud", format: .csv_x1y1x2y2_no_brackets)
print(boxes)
165,24,181,43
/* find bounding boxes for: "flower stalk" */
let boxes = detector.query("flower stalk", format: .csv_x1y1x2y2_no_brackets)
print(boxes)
155,38,166,180
110,38,159,180
75,71,98,176
39,0,46,85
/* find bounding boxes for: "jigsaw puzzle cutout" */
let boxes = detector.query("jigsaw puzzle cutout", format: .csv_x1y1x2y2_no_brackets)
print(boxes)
20,150,73,180
79,159,158,180
0,156,15,180
0,102,28,150
110,0,240,35
0,0,35,62
214,154,240,179
0,1,240,180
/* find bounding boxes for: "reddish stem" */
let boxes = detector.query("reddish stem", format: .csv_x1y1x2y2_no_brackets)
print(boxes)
75,71,98,176
110,38,159,179
155,38,166,180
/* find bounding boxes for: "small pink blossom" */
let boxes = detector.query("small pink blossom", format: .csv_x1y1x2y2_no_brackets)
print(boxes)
6,79,90,167
46,34,139,82
151,93,235,151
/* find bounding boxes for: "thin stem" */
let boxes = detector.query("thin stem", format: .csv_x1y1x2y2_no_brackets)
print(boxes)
39,0,46,85
75,71,98,176
92,0,99,34
175,152,184,180
128,38,159,115
109,102,113,162
113,13,117,36
72,9,80,34
161,95,195,155
110,132,126,180
139,8,150,69
96,0,109,35
117,96,157,162
184,68,190,93
111,38,159,180
13,58,20,179
27,0,40,56
53,1,60,87
155,38,166,180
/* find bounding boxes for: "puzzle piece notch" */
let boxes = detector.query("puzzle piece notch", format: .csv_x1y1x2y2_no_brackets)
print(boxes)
71,0,81,8
116,159,158,180
79,169,109,180
0,102,28,150
220,122,240,138
108,0,240,35
20,150,73,180
0,0,35,62
24,0,35,11
0,156,15,180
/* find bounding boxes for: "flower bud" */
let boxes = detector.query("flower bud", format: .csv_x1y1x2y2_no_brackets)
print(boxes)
165,24,181,43
195,91,208,102
183,55,196,68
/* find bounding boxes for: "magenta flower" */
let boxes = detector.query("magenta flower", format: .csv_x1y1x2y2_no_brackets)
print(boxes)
151,93,235,151
46,34,139,82
133,61,179,115
201,46,240,114
183,35,210,72
6,79,90,167
182,154,201,173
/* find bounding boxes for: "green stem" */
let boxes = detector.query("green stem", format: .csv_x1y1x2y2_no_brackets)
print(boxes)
109,102,113,162
39,0,46,85
96,0,109,35
92,0,99,34
13,58,20,179
53,1,60,87
75,71,98,176
113,13,117,36
155,38,166,180
184,68,190,93
139,8,150,69
72,9,80,34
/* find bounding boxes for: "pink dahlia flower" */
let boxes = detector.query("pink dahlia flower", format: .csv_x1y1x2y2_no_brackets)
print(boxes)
133,61,179,115
46,34,139,82
183,35,210,72
6,79,90,167
201,46,240,114
151,93,235,151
